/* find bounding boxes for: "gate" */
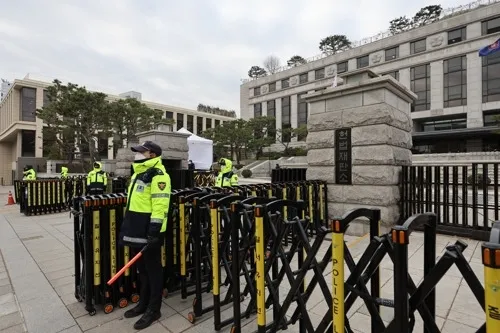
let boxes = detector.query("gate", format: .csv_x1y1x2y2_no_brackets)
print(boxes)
400,163,500,241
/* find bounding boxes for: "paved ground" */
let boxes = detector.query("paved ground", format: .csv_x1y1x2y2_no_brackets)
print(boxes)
0,185,490,332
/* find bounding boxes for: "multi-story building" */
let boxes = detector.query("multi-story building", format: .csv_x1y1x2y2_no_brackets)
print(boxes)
0,76,234,184
240,0,500,154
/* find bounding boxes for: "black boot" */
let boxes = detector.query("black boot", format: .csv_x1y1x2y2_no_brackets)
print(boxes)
133,308,161,330
124,303,147,318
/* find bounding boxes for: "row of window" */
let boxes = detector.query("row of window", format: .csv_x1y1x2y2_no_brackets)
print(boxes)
164,111,221,135
253,95,309,142
413,136,500,154
252,15,500,98
409,51,500,111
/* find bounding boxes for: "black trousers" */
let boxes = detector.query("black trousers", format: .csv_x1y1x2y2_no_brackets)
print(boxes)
130,238,164,312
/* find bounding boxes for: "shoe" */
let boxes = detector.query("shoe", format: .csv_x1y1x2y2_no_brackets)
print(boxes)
133,309,161,330
124,304,147,318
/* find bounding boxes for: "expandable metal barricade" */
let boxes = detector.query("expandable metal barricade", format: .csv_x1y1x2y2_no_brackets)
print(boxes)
72,179,499,333
16,177,127,216
72,181,328,318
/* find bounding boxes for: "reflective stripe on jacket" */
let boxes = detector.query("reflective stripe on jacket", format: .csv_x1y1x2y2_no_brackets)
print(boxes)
215,158,234,187
119,156,171,247
23,169,36,181
86,162,107,191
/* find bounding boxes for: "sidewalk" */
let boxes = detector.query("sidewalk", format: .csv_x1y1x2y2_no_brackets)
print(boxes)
0,187,488,332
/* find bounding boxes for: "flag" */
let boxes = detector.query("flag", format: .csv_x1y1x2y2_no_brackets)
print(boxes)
478,38,500,57
332,74,338,88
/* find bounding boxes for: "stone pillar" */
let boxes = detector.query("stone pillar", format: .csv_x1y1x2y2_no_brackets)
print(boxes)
305,68,417,235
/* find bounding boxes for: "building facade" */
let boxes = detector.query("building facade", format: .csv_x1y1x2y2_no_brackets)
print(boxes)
0,77,234,184
240,1,500,154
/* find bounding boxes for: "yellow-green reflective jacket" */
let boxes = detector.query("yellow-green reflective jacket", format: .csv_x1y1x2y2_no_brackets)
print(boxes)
119,156,171,247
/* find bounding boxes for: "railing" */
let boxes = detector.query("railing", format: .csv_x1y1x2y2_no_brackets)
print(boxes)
400,163,500,241
241,0,500,83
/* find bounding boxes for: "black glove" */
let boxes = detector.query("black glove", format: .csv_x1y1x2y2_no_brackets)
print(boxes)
146,235,161,248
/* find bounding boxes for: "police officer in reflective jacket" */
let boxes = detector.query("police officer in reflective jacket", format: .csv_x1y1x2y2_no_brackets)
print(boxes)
118,141,171,330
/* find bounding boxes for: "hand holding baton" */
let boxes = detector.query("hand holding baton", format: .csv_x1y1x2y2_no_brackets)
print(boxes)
107,245,148,286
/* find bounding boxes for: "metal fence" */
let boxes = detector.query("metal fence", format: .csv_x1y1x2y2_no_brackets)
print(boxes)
400,163,500,241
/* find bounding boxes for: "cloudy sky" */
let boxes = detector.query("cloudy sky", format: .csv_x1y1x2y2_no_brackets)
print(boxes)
1,0,476,115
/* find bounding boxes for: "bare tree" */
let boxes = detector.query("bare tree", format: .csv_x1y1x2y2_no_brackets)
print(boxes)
263,55,281,74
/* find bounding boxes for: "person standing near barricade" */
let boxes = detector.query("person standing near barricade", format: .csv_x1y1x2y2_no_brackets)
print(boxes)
60,166,68,179
215,157,236,187
118,141,171,330
86,161,107,195
22,165,36,180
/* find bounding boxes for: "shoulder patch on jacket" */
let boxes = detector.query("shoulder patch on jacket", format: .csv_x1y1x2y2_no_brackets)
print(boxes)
158,182,167,191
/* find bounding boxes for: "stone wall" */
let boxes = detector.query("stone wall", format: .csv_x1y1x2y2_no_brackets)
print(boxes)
114,129,190,177
305,69,417,235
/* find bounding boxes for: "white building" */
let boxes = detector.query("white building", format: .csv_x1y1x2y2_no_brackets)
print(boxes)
240,0,500,154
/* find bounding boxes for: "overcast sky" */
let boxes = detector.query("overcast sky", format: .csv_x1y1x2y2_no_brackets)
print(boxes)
1,0,477,115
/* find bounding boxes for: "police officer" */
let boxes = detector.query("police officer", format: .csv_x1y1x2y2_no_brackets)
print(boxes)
215,158,238,187
22,165,36,180
60,166,68,179
118,141,171,330
86,161,107,195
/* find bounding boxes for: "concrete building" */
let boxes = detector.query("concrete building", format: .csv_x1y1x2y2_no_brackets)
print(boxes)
0,77,234,184
240,0,500,154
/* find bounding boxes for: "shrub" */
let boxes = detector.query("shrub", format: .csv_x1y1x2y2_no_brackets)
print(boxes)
241,169,252,178
467,174,491,188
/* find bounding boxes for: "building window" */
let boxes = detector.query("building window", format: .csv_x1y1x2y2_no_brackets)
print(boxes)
297,94,308,141
269,82,276,92
215,119,220,127
206,118,212,129
337,62,348,73
444,56,467,107
281,96,291,142
177,113,184,130
484,111,500,127
299,73,308,84
384,71,400,81
165,111,173,119
482,16,500,35
20,87,36,122
413,138,467,154
43,89,51,107
197,116,203,135
410,64,431,112
357,55,369,68
482,51,500,103
254,87,260,96
410,39,426,54
448,27,466,45
187,115,194,132
315,68,325,80
385,47,399,61
419,117,467,132
267,100,276,140
282,79,289,89
253,103,262,118
21,130,36,157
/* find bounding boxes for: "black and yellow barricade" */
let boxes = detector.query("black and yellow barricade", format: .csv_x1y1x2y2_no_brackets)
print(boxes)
179,191,215,300
254,199,319,333
226,196,278,333
21,180,69,216
194,170,217,187
321,208,383,333
211,195,278,331
483,221,500,333
73,193,139,316
164,188,204,295
187,192,238,323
